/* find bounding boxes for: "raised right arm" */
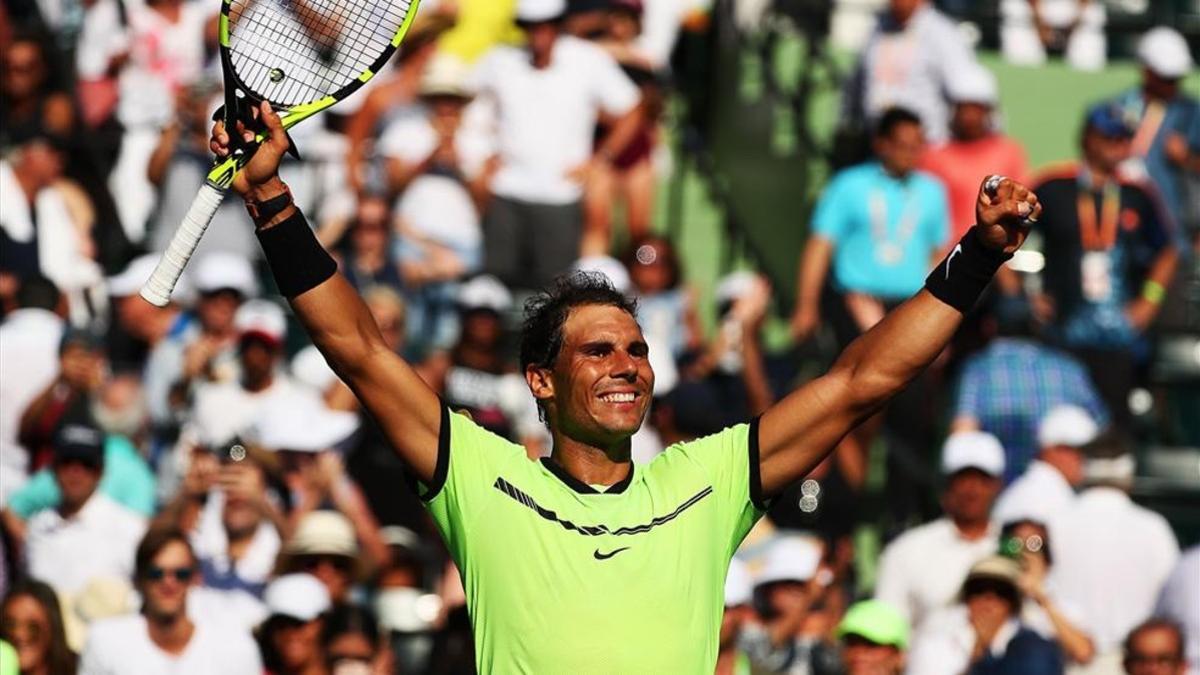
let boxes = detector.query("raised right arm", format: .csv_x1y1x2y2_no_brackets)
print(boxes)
213,102,441,483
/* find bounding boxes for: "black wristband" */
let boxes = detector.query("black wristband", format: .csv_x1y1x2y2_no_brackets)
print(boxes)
245,184,293,227
255,209,337,298
924,226,1012,313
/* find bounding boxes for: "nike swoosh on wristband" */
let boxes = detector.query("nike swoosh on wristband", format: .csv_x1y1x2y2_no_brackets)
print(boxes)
946,243,963,280
593,547,630,560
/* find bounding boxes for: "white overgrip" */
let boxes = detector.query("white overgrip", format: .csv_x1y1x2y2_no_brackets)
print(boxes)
139,183,228,307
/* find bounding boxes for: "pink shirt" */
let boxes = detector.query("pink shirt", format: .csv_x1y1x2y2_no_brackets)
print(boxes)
921,135,1030,240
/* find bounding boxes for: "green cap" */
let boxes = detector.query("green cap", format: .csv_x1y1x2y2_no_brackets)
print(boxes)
0,639,18,675
836,600,909,650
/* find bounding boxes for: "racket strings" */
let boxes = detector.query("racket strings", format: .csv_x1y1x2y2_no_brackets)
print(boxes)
228,0,412,107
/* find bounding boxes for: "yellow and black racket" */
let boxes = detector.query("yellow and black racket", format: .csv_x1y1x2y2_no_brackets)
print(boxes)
140,0,420,306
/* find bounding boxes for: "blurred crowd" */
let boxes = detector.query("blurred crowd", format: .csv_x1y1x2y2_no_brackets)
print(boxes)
0,0,1198,672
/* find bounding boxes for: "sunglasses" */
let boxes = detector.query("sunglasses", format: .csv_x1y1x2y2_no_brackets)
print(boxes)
145,566,195,583
299,555,353,573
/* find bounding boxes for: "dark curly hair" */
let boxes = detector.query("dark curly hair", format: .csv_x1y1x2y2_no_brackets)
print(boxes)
519,272,639,373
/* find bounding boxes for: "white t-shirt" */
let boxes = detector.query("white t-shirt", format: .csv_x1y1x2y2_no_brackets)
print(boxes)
637,0,708,69
1049,487,1180,651
0,309,63,506
472,37,639,204
992,460,1076,526
187,376,313,448
874,518,998,632
77,0,214,128
80,614,262,675
379,106,493,250
25,494,148,596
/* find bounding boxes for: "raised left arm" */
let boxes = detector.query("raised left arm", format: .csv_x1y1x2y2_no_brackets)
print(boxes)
758,177,1040,497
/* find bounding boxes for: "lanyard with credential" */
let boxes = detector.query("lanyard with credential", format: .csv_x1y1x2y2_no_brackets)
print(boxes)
1076,182,1120,251
1131,99,1166,159
869,180,920,264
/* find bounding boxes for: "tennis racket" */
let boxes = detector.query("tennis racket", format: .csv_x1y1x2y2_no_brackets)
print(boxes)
140,0,421,306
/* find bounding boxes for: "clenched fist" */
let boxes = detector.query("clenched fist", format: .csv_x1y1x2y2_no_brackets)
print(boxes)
975,175,1041,254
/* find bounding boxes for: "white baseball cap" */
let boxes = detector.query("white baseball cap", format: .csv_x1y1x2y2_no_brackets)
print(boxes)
941,431,1005,477
947,63,999,105
291,345,340,393
516,0,565,23
756,536,822,586
1037,405,1099,449
725,557,753,607
235,299,287,346
457,275,513,313
1138,27,1195,79
193,252,258,298
574,255,632,295
252,394,359,452
714,271,761,307
264,573,331,621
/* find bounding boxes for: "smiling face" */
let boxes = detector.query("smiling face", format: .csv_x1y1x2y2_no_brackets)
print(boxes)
1,594,52,672
528,304,654,449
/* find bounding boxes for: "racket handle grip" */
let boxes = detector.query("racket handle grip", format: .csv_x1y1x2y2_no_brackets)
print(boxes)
140,183,228,307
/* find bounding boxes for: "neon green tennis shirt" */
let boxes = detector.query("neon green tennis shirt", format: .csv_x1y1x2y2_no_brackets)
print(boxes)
418,407,768,673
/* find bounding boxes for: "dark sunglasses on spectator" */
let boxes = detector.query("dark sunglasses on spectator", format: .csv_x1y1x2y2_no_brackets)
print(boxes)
55,455,103,471
1127,652,1181,666
300,555,353,573
145,566,195,583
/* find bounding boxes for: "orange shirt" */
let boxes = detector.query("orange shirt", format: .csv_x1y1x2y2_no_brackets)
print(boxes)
920,135,1030,240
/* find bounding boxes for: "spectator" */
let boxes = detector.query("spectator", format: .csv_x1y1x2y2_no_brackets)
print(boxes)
276,510,371,608
143,251,257,442
0,30,74,149
582,0,662,255
1123,619,1188,675
1110,27,1200,246
258,573,331,675
951,305,1109,481
79,528,262,674
14,326,106,474
1000,519,1095,664
0,580,78,675
792,107,949,345
745,536,838,674
623,235,703,363
374,526,438,672
5,392,156,525
906,555,1064,675
75,0,219,244
835,600,909,675
432,275,545,452
1000,0,1106,71
154,444,282,597
1154,546,1199,675
0,134,101,297
0,276,64,505
1031,103,1179,425
473,0,642,290
21,421,147,597
339,195,404,295
377,53,491,352
875,432,1004,631
322,604,389,675
992,404,1098,523
717,557,754,675
791,108,948,515
1049,430,1180,671
920,63,1030,241
841,0,976,143
182,299,309,457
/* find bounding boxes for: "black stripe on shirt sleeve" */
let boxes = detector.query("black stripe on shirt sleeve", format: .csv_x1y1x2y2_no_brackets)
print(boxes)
748,415,771,511
417,403,452,502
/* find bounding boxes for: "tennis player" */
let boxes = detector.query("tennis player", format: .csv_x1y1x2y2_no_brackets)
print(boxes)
213,103,1041,672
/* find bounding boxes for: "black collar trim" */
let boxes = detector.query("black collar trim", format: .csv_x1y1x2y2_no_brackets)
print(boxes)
540,457,633,495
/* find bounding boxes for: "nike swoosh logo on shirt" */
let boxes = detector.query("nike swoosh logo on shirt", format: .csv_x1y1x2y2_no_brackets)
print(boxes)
945,243,963,280
593,547,630,560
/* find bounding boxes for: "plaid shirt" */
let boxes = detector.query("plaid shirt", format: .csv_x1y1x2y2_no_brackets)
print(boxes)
954,338,1109,482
